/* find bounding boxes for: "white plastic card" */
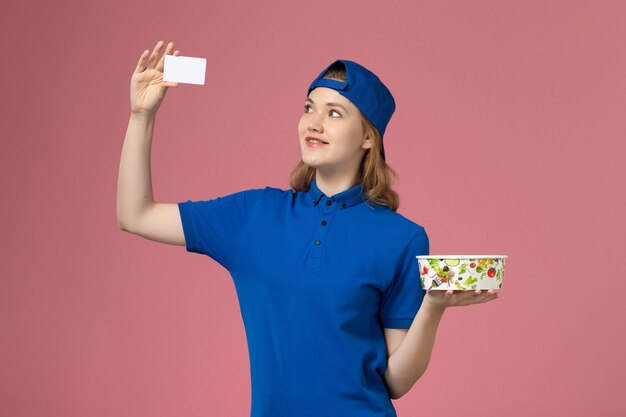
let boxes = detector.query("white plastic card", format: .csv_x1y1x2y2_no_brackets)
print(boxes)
163,55,206,85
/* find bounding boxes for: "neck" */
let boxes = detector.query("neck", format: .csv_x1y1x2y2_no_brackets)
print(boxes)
314,169,361,197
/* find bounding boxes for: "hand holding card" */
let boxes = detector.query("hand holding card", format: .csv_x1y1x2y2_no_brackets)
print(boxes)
130,40,184,115
164,55,207,85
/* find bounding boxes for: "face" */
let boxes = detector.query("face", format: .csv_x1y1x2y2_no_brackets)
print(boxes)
298,87,371,172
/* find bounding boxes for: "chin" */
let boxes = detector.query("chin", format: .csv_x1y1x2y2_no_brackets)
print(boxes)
301,154,326,169
301,156,320,168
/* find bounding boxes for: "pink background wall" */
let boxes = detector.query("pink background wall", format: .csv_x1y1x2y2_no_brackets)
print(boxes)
1,0,624,416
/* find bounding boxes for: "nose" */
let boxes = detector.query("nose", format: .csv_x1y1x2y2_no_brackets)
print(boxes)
307,111,323,133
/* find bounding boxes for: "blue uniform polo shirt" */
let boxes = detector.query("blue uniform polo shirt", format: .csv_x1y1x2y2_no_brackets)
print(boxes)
178,178,429,417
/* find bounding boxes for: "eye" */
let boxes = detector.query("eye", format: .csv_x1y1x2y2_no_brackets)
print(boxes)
303,104,341,118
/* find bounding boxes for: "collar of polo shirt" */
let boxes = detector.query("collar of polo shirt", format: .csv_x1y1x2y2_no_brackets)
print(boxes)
307,178,365,209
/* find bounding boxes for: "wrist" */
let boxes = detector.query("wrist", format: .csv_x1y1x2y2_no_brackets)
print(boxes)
422,300,447,316
130,111,156,121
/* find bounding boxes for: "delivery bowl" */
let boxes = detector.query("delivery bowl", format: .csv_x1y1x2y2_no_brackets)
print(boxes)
416,255,507,290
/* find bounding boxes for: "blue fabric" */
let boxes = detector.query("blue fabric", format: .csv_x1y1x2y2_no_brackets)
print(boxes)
307,59,396,161
178,178,429,417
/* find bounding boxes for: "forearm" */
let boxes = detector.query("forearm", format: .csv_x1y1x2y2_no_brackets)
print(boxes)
117,112,157,230
384,303,445,399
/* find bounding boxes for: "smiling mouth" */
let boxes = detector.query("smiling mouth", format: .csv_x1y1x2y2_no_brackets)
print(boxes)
306,137,328,144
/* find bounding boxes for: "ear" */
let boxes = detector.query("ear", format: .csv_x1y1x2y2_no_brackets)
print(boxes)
361,135,372,150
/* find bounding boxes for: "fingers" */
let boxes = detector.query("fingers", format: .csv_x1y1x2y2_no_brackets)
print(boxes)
135,40,164,73
146,40,165,70
135,41,180,88
134,49,151,73
475,289,499,303
446,289,498,295
445,289,499,306
156,42,176,72
474,289,498,295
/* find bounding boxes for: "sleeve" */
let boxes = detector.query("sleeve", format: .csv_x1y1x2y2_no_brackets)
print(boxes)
177,187,266,270
380,227,430,329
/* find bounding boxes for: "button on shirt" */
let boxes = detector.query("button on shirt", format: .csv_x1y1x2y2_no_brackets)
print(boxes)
178,178,429,417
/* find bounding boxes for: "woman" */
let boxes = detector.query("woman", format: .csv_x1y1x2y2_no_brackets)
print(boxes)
117,40,499,417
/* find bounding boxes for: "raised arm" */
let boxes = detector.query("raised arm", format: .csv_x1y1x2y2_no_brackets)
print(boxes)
116,40,185,246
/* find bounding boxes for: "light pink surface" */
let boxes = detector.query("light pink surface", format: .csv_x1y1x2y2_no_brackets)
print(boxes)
1,1,624,416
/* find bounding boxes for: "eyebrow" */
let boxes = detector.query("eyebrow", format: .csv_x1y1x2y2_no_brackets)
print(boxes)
305,97,350,114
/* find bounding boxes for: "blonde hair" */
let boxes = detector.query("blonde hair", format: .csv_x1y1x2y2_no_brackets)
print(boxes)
288,62,401,211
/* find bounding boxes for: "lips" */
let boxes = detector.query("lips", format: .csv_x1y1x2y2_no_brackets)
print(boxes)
305,136,328,144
